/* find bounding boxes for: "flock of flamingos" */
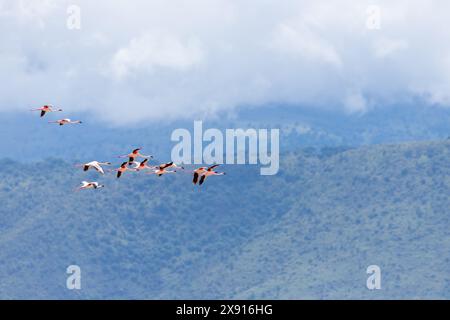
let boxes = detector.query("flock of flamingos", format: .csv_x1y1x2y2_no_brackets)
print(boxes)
31,104,226,190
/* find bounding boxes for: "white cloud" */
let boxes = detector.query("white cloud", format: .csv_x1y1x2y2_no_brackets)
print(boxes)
111,32,204,79
344,92,368,114
0,0,58,27
270,23,342,68
373,37,408,58
0,0,449,124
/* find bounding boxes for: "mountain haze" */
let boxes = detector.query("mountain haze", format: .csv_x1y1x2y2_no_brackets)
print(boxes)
0,140,449,298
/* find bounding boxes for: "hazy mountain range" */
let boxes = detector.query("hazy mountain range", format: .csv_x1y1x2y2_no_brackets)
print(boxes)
2,102,450,162
0,135,449,298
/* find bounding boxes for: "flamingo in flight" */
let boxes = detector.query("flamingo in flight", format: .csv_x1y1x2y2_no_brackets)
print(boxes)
114,161,137,178
118,148,153,163
49,118,82,126
192,167,207,184
197,164,225,186
129,158,155,171
76,181,105,191
162,162,184,170
148,162,177,177
75,161,112,175
30,104,62,117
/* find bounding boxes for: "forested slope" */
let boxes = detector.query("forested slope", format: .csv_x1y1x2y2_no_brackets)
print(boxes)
0,140,449,298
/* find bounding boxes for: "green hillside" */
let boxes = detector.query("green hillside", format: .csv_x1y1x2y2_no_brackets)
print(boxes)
0,141,449,298
185,141,450,299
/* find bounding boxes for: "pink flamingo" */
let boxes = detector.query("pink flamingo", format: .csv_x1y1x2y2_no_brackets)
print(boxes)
118,148,152,163
75,181,104,191
198,164,225,186
48,118,82,126
30,104,62,117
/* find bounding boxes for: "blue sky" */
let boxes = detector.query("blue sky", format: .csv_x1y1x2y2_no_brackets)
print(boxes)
0,0,449,125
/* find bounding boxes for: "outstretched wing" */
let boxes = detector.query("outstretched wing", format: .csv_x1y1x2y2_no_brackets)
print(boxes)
129,161,140,169
83,165,89,172
92,163,105,174
117,171,122,178
40,110,46,117
160,162,173,170
208,164,220,171
199,175,206,185
193,172,199,184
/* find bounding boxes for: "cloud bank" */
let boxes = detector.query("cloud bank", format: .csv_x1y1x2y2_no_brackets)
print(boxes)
0,0,449,124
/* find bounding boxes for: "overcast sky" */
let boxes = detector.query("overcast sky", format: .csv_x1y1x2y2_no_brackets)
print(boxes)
0,0,448,124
